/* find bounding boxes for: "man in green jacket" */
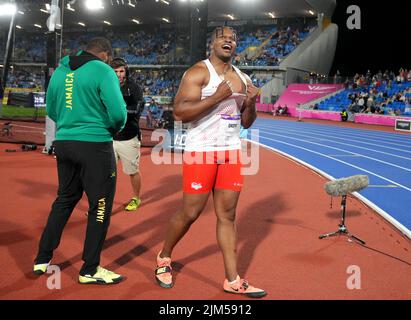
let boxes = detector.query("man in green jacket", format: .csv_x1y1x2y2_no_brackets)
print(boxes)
33,37,127,285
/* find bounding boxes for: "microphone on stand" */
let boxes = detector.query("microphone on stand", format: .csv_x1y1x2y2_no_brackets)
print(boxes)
320,175,369,245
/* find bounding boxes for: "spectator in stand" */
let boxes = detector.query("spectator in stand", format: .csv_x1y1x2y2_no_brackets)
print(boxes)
396,69,405,83
278,105,284,115
333,70,341,84
375,106,384,115
387,109,396,116
340,109,348,122
365,70,372,83
348,103,359,113
366,96,375,109
279,105,288,115
358,96,365,111
273,105,281,116
149,98,159,116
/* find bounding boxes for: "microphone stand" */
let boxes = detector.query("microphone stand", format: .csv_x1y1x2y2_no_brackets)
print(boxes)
319,195,366,245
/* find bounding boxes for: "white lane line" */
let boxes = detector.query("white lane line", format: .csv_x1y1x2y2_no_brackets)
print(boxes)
246,138,411,239
258,129,411,173
368,185,399,188
256,122,411,148
328,155,362,157
256,121,411,146
256,119,411,143
258,134,411,192
256,120,411,145
256,124,411,154
255,126,411,161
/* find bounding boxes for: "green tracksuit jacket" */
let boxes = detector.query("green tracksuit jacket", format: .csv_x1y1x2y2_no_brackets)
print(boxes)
46,50,127,142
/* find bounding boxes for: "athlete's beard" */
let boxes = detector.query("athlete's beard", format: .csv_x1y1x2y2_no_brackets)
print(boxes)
215,52,232,63
220,55,232,63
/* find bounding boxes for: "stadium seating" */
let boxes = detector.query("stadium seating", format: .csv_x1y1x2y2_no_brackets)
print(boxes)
1,21,314,97
6,22,312,67
317,81,411,117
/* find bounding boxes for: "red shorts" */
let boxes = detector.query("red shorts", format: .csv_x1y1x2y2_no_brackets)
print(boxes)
183,150,244,194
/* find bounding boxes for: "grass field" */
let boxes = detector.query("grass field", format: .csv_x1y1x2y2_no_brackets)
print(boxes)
0,105,46,119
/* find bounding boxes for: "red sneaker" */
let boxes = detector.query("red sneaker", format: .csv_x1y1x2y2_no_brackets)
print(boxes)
223,275,267,298
155,252,173,288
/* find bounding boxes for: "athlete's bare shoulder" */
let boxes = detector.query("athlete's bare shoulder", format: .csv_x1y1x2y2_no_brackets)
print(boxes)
186,61,208,75
181,61,208,86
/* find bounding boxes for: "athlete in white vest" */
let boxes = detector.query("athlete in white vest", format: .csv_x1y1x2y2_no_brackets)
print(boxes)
183,58,247,152
155,26,266,298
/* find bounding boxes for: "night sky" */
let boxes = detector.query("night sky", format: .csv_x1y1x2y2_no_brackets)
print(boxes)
331,0,410,76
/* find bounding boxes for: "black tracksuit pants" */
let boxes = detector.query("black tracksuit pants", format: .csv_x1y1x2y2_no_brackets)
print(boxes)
35,140,117,276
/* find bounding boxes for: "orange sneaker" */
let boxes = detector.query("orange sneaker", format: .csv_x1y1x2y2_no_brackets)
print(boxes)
223,275,267,298
155,252,173,288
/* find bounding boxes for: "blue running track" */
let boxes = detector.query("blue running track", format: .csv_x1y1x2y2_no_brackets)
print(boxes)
250,118,411,237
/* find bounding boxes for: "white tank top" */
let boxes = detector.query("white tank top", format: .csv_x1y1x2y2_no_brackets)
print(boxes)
184,59,247,152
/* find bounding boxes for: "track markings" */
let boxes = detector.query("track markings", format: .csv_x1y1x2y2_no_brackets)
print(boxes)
368,185,399,189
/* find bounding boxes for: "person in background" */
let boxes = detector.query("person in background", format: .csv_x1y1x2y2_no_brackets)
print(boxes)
110,58,145,212
340,109,348,122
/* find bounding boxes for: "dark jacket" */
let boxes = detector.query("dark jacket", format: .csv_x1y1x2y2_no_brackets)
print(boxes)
114,78,145,141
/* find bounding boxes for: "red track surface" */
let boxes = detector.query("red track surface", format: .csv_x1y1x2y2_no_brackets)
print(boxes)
0,137,410,300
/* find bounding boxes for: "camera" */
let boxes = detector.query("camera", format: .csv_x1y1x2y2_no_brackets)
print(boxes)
21,144,37,151
48,145,55,155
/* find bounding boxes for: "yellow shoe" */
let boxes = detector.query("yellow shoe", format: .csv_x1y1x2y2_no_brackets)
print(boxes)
33,261,50,275
125,197,141,211
78,266,124,285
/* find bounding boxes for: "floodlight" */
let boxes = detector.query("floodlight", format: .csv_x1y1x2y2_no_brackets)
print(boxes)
86,0,104,10
0,3,17,16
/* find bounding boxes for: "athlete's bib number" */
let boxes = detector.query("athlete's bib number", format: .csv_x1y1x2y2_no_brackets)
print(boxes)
217,114,241,146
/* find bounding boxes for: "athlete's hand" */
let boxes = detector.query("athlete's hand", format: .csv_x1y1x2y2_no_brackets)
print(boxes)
212,80,233,103
246,83,259,101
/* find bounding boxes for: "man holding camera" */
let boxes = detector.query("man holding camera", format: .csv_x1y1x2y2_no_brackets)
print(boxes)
110,58,145,212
